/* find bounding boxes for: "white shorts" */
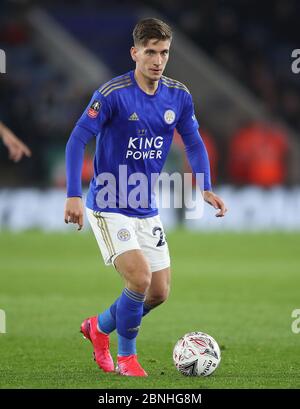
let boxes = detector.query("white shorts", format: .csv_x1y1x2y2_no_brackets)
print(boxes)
86,208,171,272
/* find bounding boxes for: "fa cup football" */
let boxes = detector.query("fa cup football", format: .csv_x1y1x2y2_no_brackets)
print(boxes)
173,332,221,376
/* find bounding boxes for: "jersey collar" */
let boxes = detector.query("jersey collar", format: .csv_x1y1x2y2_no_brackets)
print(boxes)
130,70,161,97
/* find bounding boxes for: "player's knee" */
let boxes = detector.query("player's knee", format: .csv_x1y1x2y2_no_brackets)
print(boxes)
134,271,152,293
148,285,170,307
115,252,151,293
126,266,152,294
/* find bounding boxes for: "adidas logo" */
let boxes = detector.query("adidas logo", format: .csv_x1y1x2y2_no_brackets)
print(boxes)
128,112,139,121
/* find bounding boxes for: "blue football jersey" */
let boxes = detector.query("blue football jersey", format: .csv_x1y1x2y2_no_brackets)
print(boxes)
77,70,199,217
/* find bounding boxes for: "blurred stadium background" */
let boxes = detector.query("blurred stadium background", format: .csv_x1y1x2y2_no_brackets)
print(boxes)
1,0,300,231
1,0,300,389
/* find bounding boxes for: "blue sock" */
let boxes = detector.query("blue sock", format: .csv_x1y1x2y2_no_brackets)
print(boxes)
143,302,153,316
97,307,116,334
116,288,145,356
98,298,152,334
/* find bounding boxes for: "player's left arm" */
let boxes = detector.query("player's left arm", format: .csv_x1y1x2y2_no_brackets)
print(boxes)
180,129,227,217
203,189,227,218
176,93,227,217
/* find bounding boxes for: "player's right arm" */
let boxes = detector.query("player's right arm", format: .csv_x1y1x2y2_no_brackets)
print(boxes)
64,90,111,230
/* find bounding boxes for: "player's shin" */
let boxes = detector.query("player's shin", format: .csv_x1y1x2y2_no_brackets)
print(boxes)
97,302,118,334
116,288,145,356
98,299,153,335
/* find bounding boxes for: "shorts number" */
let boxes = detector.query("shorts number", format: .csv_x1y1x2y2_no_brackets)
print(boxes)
152,226,166,247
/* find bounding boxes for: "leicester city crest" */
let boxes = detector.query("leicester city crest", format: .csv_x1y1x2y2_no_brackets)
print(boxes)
117,229,131,241
164,109,176,124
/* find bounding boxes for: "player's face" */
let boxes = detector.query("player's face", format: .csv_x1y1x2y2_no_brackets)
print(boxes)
131,39,171,81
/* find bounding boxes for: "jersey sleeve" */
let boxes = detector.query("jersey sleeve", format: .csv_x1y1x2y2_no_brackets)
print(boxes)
180,129,212,191
76,89,112,134
176,93,199,136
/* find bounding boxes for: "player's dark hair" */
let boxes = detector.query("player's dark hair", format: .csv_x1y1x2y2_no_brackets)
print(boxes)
133,18,172,46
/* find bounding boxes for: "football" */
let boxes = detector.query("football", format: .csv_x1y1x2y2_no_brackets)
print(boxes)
173,332,221,376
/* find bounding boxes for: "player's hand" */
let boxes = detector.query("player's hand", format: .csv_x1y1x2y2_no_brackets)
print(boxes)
203,190,228,217
0,123,32,162
64,197,84,230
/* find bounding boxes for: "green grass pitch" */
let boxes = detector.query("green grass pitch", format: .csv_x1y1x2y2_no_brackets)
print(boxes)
0,229,300,389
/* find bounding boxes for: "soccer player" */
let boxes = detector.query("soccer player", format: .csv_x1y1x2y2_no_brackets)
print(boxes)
0,121,31,162
65,18,227,377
